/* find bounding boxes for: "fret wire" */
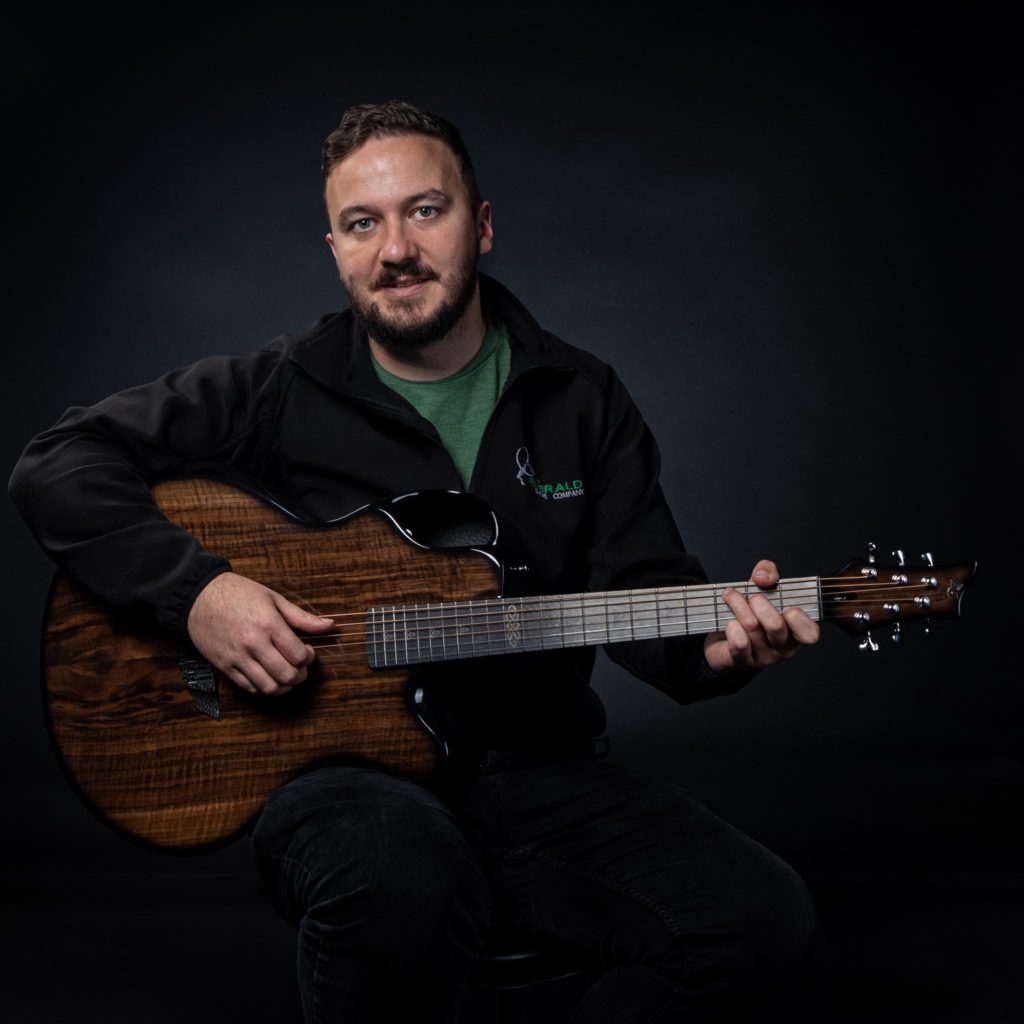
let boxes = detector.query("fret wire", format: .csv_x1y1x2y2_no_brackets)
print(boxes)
401,606,409,667
388,605,396,667
440,600,447,661
372,602,380,667
415,603,423,665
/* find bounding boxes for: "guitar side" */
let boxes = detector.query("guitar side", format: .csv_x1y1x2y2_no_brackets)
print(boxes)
42,478,501,851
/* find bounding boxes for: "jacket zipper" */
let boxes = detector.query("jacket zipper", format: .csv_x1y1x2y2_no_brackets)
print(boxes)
468,362,574,494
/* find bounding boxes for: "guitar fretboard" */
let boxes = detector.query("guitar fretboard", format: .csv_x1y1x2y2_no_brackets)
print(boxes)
366,577,823,668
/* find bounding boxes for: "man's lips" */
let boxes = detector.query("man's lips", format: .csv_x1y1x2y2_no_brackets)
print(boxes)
380,277,431,294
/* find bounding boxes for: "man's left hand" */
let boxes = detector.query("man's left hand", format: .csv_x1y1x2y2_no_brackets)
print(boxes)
702,559,820,675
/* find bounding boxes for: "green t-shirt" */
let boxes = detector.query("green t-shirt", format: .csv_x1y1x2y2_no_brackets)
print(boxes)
370,318,512,489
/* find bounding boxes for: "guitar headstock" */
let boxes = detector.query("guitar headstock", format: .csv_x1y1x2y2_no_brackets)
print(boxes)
821,550,976,646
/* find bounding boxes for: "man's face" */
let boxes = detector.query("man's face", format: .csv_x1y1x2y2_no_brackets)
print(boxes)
324,133,493,351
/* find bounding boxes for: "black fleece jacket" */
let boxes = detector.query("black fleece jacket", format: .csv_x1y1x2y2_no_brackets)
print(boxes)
10,273,754,751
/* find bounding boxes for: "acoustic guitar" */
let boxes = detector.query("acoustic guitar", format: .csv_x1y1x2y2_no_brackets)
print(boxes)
42,477,975,851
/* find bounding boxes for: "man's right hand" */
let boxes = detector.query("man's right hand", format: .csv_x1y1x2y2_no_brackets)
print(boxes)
186,571,335,696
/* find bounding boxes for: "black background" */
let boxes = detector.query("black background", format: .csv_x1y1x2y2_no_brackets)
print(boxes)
2,7,1016,1022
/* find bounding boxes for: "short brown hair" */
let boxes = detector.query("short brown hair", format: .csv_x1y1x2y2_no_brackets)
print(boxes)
321,100,482,210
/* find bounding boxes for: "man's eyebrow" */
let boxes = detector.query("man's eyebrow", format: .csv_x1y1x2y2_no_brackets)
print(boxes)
407,189,452,206
335,189,452,227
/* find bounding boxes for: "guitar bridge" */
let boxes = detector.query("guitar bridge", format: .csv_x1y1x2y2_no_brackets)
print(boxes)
180,654,220,720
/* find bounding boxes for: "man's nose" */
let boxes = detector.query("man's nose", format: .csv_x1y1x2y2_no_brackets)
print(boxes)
379,217,418,264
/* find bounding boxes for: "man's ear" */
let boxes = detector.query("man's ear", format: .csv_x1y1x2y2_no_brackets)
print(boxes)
477,201,494,256
325,232,338,261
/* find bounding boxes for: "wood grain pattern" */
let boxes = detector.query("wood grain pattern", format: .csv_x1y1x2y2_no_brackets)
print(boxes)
42,478,499,850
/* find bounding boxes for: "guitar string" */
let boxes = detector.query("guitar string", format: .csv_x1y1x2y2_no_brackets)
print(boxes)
288,577,950,630
303,603,949,650
310,597,916,641
289,575,954,631
267,573,960,659
305,588,824,649
301,602,926,664
314,588,825,632
303,598,942,656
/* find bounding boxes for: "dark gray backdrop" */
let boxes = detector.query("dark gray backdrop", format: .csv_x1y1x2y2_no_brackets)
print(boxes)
2,8,1014,1023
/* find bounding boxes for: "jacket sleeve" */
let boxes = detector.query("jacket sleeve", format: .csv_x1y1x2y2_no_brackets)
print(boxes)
8,342,288,637
584,366,759,704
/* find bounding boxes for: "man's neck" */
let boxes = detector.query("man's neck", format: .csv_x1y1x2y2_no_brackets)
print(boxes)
368,299,487,382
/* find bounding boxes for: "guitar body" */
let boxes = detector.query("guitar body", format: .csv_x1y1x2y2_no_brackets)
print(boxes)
42,478,500,851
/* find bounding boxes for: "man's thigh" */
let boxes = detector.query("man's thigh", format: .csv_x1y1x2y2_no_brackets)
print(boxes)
251,764,493,931
443,758,815,994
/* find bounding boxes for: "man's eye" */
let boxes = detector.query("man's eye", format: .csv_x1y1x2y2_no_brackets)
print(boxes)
414,206,438,220
351,218,374,232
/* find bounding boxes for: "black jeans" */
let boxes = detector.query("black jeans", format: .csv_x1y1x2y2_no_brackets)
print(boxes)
250,756,816,1023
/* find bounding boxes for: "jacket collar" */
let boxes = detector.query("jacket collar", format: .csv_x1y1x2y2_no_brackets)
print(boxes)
287,272,572,401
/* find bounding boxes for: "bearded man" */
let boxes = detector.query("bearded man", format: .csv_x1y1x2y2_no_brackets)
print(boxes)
10,100,819,1022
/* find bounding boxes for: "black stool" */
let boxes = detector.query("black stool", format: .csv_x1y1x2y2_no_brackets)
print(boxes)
467,925,592,1024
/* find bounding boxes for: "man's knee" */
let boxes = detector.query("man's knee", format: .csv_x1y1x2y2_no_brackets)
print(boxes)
738,853,817,983
251,765,492,952
670,847,817,1001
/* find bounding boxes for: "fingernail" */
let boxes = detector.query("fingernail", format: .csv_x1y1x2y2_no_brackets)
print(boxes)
319,616,333,623
753,570,769,581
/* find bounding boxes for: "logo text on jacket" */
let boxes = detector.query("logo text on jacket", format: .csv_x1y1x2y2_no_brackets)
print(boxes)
515,446,585,501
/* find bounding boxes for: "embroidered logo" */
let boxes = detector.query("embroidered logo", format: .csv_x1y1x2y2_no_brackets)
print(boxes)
515,446,585,501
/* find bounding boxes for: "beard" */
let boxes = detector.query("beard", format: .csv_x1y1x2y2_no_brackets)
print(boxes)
345,245,480,352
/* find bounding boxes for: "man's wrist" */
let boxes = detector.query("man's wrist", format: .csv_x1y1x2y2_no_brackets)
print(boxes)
696,642,761,690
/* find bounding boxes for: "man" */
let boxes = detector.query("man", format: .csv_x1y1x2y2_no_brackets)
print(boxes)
10,100,819,1021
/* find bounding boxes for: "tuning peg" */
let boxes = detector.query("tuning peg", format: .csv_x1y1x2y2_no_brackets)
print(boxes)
866,541,877,564
921,552,934,567
924,617,931,636
892,549,906,567
859,631,880,653
890,622,902,644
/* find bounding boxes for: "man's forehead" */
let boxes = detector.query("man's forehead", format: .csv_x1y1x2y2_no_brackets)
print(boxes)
325,134,460,205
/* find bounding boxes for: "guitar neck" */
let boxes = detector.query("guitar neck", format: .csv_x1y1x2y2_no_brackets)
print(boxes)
366,576,822,668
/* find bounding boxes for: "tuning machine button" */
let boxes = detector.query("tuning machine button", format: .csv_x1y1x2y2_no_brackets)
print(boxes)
859,631,880,653
867,541,877,565
892,549,906,567
890,622,902,644
921,552,934,567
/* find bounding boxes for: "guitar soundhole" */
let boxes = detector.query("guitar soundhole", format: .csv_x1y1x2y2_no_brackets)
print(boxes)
386,491,496,550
